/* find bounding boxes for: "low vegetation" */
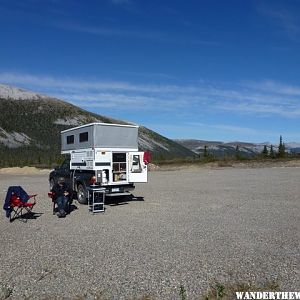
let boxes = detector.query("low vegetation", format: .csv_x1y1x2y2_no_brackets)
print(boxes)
153,135,300,167
152,154,300,168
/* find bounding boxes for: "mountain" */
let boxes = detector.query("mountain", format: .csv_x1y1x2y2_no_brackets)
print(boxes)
0,84,193,166
175,139,300,157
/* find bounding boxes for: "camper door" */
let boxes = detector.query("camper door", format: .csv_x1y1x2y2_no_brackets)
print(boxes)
128,152,147,183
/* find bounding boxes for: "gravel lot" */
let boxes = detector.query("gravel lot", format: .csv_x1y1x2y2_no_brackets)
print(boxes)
0,166,299,299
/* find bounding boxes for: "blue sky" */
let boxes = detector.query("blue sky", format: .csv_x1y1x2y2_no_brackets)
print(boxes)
0,0,300,143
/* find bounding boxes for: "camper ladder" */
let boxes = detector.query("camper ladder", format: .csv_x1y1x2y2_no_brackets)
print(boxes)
87,187,105,213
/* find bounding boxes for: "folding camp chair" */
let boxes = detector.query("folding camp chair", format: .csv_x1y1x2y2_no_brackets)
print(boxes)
3,186,37,222
48,192,71,215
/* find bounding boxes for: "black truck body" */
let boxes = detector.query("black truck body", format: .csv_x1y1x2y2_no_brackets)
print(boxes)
49,158,135,204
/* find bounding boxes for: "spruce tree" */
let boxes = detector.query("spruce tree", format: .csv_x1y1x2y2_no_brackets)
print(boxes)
270,145,275,159
203,145,208,158
278,135,286,158
262,145,268,157
235,145,241,159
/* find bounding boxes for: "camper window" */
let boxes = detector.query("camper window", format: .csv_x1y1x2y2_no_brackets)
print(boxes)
67,135,74,144
79,132,88,142
113,153,126,162
131,155,142,173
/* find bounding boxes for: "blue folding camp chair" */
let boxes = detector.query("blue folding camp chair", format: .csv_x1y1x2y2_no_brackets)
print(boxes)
3,186,37,222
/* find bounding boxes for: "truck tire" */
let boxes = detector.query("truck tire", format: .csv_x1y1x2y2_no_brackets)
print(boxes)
77,183,87,204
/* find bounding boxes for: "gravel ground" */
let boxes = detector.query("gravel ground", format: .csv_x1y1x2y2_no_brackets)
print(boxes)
0,166,299,299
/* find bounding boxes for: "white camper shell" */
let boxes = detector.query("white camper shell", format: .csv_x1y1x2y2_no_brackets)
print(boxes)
61,123,148,187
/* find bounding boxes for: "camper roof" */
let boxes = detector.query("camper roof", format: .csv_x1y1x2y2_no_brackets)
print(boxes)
60,122,139,152
61,122,138,134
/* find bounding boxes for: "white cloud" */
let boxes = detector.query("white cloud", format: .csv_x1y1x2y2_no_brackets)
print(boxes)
257,4,300,42
145,121,289,143
186,122,262,136
52,20,220,46
215,102,300,118
1,72,300,118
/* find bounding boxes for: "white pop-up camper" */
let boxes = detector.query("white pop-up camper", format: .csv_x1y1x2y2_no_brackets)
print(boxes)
52,123,149,204
61,122,148,183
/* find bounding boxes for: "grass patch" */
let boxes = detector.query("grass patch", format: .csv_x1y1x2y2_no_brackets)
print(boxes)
179,285,188,300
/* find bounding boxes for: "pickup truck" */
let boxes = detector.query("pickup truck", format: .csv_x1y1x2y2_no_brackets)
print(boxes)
49,158,135,204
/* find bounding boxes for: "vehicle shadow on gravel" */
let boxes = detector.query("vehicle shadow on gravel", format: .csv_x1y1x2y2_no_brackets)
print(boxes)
105,195,144,206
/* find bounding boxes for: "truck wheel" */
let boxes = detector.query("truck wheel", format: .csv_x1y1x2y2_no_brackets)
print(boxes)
49,178,55,190
77,184,87,204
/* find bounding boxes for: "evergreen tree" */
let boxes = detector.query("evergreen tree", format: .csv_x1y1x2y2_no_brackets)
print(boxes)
262,145,269,157
235,145,241,159
270,145,275,159
278,135,286,158
203,145,208,158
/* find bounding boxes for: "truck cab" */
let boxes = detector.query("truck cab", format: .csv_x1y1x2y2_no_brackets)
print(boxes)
49,158,94,204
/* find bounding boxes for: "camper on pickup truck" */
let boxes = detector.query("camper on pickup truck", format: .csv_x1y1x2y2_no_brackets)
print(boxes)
49,123,149,204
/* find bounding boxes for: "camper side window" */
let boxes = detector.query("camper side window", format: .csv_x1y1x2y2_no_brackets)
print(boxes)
79,132,88,142
67,135,74,144
131,155,142,173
